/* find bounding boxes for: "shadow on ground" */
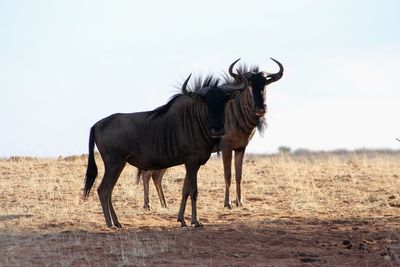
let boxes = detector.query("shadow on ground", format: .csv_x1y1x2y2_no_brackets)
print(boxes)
1,216,400,266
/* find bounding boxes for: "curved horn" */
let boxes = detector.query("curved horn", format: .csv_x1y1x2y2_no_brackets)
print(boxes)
265,58,284,85
222,71,248,93
236,69,248,90
182,73,192,94
228,58,241,81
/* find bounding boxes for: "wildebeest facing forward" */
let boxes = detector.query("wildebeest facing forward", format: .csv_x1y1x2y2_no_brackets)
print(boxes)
83,73,247,228
137,58,284,209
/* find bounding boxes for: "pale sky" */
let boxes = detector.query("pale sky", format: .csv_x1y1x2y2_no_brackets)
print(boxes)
1,1,399,157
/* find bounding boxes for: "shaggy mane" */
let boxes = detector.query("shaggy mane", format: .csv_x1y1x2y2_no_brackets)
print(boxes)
146,94,182,119
190,74,220,92
147,74,220,119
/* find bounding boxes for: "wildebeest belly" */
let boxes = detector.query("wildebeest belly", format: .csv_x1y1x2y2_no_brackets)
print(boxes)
126,153,184,170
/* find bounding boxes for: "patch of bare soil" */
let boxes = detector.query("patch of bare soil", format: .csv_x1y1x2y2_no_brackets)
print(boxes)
1,153,400,266
1,218,400,266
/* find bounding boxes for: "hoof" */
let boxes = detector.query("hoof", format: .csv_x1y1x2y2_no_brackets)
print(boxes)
192,221,204,227
143,205,151,211
178,218,187,227
224,203,232,210
107,225,122,229
114,222,123,228
235,200,243,207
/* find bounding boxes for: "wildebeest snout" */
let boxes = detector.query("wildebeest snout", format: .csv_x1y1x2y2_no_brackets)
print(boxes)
255,104,267,117
210,128,225,138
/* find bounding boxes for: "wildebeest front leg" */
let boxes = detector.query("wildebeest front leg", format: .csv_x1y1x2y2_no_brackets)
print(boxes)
234,148,246,207
222,149,233,209
177,175,190,227
152,169,167,208
186,163,202,227
177,163,202,227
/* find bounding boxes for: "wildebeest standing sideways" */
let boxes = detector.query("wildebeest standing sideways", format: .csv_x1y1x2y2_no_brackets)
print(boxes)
137,58,284,209
83,73,247,228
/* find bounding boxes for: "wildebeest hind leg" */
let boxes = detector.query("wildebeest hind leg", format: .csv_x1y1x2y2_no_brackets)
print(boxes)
142,171,152,210
97,161,126,228
108,192,122,228
153,169,167,208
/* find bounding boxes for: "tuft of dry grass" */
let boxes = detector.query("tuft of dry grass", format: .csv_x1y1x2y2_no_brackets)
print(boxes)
1,152,400,266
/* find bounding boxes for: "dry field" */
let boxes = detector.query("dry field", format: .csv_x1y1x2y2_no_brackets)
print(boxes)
1,152,400,266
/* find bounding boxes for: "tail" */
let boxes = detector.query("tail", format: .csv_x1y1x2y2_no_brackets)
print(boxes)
84,126,98,199
136,168,143,185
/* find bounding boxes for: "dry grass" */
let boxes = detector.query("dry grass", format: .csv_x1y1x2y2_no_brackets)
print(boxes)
1,152,400,266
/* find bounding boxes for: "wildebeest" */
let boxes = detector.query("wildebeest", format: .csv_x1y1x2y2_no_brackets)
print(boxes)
83,73,248,228
137,58,284,209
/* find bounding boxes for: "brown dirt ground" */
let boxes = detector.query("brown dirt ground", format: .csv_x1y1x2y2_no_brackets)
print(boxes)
1,152,400,266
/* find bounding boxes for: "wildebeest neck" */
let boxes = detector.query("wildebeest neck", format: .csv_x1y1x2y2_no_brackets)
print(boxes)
224,87,260,134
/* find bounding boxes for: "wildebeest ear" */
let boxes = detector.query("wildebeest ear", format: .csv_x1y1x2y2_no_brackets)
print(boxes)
189,92,205,102
226,90,242,100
